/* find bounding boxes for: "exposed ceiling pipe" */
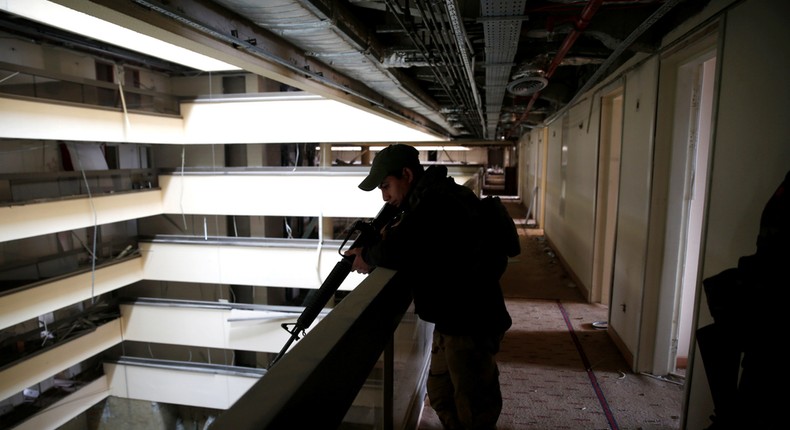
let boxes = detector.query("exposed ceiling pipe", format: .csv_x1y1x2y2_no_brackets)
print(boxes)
507,0,603,138
544,0,685,126
445,0,486,136
382,0,483,137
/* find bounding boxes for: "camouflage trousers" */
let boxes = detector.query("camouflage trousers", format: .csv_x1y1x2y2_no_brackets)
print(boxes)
427,329,504,430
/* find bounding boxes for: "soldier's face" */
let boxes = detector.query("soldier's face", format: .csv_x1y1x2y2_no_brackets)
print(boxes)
378,168,413,207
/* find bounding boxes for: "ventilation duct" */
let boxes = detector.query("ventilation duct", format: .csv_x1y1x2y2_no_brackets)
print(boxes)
507,63,548,96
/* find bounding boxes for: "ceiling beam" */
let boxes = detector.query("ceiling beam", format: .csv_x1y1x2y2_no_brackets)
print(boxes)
49,0,450,140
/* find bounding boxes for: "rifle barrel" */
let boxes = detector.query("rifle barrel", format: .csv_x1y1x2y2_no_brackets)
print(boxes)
268,203,399,368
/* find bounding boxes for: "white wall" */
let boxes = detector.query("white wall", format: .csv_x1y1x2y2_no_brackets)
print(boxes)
518,131,541,221
543,123,562,236
542,99,599,294
540,53,659,364
685,1,790,428
609,56,659,363
530,1,790,428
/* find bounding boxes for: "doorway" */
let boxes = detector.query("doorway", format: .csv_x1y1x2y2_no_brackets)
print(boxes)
592,87,624,306
648,36,718,376
670,52,717,373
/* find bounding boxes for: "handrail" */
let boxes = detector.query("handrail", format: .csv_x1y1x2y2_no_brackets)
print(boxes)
0,61,168,98
139,234,341,249
0,238,137,294
0,169,158,205
210,267,413,429
0,61,181,115
0,168,158,183
158,163,486,176
109,356,268,378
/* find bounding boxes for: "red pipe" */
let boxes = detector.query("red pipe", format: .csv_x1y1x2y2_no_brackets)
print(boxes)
508,0,603,137
546,0,603,78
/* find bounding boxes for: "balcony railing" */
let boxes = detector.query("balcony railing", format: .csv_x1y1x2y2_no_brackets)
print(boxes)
210,267,430,430
0,168,158,204
1,265,431,429
0,61,180,115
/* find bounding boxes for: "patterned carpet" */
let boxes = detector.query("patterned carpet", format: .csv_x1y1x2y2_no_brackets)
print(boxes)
418,209,685,430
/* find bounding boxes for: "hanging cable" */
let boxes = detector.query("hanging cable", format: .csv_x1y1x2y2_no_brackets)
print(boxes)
180,145,187,231
70,231,97,261
0,71,19,84
39,318,51,347
284,218,293,239
116,66,131,138
292,144,300,172
315,212,324,285
441,146,456,163
71,143,99,305
211,144,223,302
0,143,57,154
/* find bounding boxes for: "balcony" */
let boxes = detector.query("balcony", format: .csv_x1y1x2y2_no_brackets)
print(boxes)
2,165,477,429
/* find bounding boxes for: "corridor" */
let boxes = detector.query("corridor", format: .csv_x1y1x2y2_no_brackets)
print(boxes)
418,202,685,430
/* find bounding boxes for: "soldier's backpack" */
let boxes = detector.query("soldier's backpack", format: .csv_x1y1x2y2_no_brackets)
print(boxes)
480,195,521,258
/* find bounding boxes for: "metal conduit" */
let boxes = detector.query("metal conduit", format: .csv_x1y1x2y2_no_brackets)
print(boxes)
417,2,477,119
481,0,528,139
445,0,486,135
382,0,483,137
508,0,603,137
420,0,483,137
129,0,446,134
508,0,683,136
546,0,685,124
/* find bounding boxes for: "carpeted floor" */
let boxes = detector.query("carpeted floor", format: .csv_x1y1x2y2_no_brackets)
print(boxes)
417,202,685,430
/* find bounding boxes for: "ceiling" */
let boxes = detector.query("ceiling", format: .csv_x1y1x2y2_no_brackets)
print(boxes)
1,0,712,143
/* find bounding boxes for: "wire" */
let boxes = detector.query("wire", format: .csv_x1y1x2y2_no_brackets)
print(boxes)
316,212,324,284
70,231,96,261
116,67,131,138
441,147,456,163
639,372,684,386
180,145,187,231
0,71,19,84
71,143,99,305
0,142,57,154
39,318,51,347
292,144,300,171
284,218,293,239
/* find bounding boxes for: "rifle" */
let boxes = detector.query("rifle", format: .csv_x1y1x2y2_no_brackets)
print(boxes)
268,203,400,368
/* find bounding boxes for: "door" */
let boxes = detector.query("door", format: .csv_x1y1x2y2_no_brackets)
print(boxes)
592,87,624,306
649,43,718,375
671,53,716,372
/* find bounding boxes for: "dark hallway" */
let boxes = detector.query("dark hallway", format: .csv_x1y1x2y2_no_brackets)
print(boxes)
419,202,685,429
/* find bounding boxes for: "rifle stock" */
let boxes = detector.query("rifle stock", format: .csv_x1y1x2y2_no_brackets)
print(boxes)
268,203,400,368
